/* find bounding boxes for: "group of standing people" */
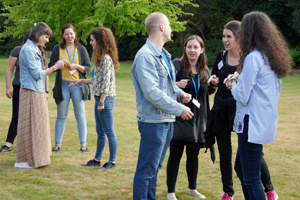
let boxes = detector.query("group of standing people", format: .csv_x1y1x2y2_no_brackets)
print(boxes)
132,11,291,200
1,22,118,170
0,10,292,200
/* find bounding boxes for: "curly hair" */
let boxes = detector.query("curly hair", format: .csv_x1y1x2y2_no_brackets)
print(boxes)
60,23,82,49
238,11,292,77
180,35,208,82
91,27,119,69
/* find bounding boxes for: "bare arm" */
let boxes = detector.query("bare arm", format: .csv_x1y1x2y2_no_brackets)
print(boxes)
5,56,17,99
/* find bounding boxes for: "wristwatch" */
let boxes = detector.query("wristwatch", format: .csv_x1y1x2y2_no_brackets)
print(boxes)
53,66,57,71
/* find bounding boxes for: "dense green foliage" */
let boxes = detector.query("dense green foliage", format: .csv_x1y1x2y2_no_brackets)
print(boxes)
0,0,300,67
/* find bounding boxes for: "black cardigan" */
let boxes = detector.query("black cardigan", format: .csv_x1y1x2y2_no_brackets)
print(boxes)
48,44,91,105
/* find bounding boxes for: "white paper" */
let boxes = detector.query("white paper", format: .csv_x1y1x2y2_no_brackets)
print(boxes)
69,69,76,75
218,60,223,70
192,98,200,108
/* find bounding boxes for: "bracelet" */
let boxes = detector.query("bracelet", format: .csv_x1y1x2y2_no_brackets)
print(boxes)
98,103,104,106
45,91,49,94
229,78,237,84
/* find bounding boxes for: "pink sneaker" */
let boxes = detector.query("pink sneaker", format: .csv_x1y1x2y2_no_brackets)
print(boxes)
222,193,234,200
266,190,279,200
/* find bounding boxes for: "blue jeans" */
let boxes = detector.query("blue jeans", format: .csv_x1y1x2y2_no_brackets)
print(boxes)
133,122,173,200
234,115,266,200
94,95,117,161
55,80,87,144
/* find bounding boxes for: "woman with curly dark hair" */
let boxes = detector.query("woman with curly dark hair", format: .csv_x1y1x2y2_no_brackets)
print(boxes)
166,35,216,199
69,27,119,170
225,11,292,199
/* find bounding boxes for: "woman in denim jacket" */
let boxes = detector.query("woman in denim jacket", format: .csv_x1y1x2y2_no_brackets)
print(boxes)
15,22,64,168
70,27,119,170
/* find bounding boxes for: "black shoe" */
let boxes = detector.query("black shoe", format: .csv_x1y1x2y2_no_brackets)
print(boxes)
81,159,101,167
52,146,60,152
0,145,12,152
98,162,116,170
80,146,89,153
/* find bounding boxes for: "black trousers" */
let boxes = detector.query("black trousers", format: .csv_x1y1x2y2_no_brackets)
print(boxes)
166,143,201,193
216,123,274,196
6,85,20,144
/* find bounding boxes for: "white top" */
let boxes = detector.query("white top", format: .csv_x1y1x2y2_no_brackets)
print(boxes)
231,48,282,144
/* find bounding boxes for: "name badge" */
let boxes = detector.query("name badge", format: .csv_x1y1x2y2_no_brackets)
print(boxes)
69,69,76,75
218,60,223,70
192,98,200,108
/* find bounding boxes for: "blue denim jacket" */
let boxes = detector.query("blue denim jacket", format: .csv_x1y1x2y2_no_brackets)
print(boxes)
19,39,46,93
131,39,184,123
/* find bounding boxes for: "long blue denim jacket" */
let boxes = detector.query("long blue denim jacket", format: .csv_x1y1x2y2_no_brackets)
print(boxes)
131,39,184,123
19,39,46,93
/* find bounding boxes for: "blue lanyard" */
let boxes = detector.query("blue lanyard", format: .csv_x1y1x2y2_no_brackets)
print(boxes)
191,73,200,99
91,64,96,78
155,47,174,80
66,44,76,63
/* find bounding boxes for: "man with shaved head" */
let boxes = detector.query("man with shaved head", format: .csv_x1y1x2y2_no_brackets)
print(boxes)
131,12,194,199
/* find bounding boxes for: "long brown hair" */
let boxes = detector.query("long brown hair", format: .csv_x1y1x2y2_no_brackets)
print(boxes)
180,35,208,81
28,22,52,67
238,11,292,77
60,23,82,49
91,27,119,69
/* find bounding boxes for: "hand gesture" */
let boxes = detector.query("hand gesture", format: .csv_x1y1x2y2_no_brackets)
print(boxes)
180,93,192,104
68,79,83,87
180,106,194,120
68,63,77,70
207,75,219,86
56,61,65,70
176,79,189,88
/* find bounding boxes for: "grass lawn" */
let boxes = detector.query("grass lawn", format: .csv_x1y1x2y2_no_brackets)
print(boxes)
0,58,299,200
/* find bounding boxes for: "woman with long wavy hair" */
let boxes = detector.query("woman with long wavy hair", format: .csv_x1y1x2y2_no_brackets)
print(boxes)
69,27,119,170
225,11,292,199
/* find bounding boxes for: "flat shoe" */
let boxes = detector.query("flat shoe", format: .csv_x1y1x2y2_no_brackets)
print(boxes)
188,191,206,199
166,195,177,200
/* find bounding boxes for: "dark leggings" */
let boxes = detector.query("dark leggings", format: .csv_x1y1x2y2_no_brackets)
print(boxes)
6,85,20,144
215,124,274,196
166,144,200,193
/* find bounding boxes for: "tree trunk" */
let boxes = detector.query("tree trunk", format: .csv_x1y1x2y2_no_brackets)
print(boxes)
187,20,206,40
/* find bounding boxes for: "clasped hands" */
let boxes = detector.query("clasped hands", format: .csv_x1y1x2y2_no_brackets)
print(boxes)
223,72,240,89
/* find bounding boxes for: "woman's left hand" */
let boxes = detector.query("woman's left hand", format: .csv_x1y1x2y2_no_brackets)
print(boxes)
68,64,77,70
97,105,104,112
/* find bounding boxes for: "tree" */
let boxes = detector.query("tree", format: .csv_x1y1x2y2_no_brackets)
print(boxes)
0,0,197,44
217,0,300,46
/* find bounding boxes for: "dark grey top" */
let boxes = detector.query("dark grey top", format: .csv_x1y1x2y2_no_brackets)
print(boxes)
10,46,22,86
48,44,91,105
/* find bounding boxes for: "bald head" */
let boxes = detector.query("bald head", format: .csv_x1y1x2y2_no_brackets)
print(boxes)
145,12,168,35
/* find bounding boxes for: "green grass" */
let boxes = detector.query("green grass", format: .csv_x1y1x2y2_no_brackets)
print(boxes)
0,60,300,199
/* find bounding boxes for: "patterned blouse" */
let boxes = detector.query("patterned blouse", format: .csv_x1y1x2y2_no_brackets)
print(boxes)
92,54,116,97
